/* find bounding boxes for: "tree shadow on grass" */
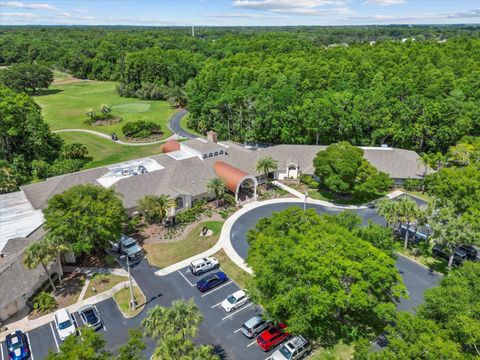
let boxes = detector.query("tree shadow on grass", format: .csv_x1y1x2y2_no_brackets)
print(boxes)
33,88,64,96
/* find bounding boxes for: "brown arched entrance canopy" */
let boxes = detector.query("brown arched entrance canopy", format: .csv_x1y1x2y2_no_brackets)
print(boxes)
213,161,257,203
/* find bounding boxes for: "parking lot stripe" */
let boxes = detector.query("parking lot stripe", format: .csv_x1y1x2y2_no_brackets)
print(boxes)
201,281,233,297
211,301,223,308
49,322,59,351
221,302,253,320
177,270,195,287
1,341,4,360
26,333,34,360
234,328,243,333
247,339,257,347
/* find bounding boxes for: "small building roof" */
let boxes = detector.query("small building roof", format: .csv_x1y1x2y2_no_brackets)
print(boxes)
214,161,250,193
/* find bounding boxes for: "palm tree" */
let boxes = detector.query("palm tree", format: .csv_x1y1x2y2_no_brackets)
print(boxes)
143,299,202,342
397,197,419,250
207,177,225,207
44,235,69,284
376,199,397,230
24,239,57,291
256,156,278,188
138,194,174,225
417,153,434,193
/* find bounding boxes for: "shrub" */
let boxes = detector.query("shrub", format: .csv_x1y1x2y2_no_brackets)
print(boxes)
300,174,319,189
105,254,117,267
176,201,205,225
48,159,85,177
122,121,161,138
404,178,423,192
62,143,88,160
33,291,56,314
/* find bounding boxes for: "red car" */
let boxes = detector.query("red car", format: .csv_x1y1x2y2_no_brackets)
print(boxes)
256,323,289,351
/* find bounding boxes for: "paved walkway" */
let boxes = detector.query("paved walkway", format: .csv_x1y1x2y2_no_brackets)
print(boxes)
54,128,180,146
0,268,131,338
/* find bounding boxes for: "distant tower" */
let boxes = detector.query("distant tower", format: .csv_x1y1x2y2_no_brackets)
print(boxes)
192,25,195,37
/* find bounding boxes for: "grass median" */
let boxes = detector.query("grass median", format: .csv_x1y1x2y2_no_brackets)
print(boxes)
113,285,145,318
213,249,253,289
84,273,128,299
144,221,223,268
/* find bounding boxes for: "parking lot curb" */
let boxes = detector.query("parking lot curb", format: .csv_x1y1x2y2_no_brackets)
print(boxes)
395,252,444,276
112,283,146,319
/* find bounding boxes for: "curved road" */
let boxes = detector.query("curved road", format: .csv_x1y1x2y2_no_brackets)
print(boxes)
168,109,198,139
54,110,190,146
229,201,442,312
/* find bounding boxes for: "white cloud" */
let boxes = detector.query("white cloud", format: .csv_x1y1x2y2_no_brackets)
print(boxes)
365,0,405,6
205,12,289,19
73,9,89,14
233,0,350,15
350,8,480,22
0,11,36,18
0,1,58,11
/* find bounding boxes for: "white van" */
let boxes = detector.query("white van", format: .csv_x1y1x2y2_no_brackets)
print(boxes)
190,257,219,275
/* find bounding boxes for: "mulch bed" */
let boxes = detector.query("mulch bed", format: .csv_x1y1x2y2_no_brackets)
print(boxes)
125,133,164,143
73,251,116,268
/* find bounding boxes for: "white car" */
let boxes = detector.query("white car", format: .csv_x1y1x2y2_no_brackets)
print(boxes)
54,308,77,341
221,290,249,312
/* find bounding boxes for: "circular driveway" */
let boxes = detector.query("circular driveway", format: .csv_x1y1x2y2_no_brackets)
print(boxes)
230,201,383,260
229,200,441,312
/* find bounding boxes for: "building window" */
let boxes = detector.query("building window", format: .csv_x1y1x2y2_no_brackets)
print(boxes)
219,150,224,155
203,154,207,159
209,153,213,158
214,151,219,156
175,197,184,210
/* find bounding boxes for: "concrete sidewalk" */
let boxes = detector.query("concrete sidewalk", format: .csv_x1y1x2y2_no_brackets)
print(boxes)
0,271,133,341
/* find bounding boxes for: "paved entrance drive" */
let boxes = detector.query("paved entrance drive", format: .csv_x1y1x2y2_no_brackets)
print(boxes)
229,201,442,312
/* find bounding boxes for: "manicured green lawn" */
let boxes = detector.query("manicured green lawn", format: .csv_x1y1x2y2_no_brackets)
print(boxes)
310,342,354,360
308,188,384,205
34,80,176,141
213,249,253,289
393,241,449,274
113,286,145,317
58,132,164,169
144,221,223,268
84,274,128,300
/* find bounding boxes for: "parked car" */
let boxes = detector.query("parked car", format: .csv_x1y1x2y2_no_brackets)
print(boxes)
190,257,219,275
54,308,77,341
268,335,311,360
221,290,249,312
257,323,289,351
432,244,467,265
241,315,271,339
6,330,30,360
196,271,228,292
459,245,479,261
399,225,428,244
79,304,102,330
118,235,143,262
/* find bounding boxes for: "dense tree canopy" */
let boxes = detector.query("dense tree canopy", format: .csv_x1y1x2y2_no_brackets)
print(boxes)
0,63,53,93
314,142,393,196
246,207,405,344
44,184,126,254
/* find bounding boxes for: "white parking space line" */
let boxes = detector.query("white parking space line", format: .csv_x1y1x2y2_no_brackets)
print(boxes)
222,302,253,320
103,322,107,331
177,270,195,287
234,328,243,333
26,333,34,360
1,341,4,360
247,340,257,348
201,281,233,297
49,322,59,351
211,301,223,308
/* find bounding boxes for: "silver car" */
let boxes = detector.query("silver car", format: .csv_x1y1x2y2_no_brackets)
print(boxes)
78,305,102,330
241,315,270,338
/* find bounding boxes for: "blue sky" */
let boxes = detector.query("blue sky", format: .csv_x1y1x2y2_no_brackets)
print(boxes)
1,0,479,26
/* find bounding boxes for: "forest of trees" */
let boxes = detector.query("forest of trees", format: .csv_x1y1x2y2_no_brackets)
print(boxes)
1,26,479,153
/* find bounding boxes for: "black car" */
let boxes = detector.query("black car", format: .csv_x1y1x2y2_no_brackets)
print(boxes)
432,244,467,265
79,304,102,330
459,245,479,261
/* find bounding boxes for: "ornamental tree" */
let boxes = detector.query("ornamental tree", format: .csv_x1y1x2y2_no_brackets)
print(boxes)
44,184,126,254
246,207,406,344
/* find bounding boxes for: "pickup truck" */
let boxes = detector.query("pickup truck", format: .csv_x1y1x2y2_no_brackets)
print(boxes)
111,235,143,263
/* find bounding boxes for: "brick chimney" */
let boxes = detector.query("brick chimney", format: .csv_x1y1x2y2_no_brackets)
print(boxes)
207,130,218,143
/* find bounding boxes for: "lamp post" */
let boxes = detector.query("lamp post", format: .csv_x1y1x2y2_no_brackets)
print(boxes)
304,191,308,212
121,255,135,309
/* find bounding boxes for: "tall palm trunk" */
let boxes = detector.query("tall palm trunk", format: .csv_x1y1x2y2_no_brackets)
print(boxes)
57,255,63,284
403,222,410,250
42,262,56,292
448,254,454,270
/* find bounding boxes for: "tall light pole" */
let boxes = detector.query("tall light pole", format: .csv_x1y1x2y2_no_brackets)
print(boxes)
121,255,135,309
304,190,308,211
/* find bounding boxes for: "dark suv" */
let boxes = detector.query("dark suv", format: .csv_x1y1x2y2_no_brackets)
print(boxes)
432,244,468,266
458,245,479,261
